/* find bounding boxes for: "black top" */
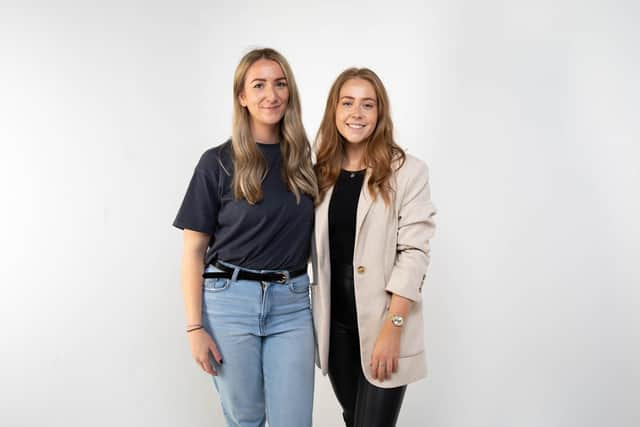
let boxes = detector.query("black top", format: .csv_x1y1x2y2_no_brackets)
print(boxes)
328,169,366,266
173,140,314,271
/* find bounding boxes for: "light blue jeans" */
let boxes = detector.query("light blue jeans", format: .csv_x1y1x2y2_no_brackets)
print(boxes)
201,261,315,427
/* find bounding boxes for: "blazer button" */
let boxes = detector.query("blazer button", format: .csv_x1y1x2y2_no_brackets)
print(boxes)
357,266,365,274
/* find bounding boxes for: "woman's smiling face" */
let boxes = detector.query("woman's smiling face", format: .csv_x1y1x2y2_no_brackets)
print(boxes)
335,78,378,145
239,59,289,133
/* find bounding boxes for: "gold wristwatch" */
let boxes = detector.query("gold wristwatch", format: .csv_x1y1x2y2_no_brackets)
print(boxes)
386,312,404,327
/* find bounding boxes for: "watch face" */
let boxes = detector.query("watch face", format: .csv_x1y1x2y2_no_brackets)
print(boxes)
391,315,404,327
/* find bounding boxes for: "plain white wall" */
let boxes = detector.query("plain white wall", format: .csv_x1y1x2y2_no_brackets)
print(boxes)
1,1,638,426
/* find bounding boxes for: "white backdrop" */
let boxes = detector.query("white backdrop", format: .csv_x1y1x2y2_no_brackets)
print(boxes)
1,1,639,426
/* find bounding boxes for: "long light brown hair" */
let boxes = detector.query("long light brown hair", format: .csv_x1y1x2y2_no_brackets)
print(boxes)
314,68,405,205
231,48,318,204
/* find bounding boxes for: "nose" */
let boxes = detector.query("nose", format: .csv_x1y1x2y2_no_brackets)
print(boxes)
350,109,363,119
265,84,278,102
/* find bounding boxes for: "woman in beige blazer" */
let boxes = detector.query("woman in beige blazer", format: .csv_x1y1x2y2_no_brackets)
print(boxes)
312,68,436,426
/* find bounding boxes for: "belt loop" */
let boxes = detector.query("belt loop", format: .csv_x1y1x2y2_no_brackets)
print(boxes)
231,266,240,282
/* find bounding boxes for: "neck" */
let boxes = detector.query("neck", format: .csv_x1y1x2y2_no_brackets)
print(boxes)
342,143,366,171
251,121,279,144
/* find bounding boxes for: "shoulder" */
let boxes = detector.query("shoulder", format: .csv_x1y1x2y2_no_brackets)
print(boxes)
195,139,233,176
394,152,429,185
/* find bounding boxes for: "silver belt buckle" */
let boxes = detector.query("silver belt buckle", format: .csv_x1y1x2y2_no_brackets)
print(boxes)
275,270,289,284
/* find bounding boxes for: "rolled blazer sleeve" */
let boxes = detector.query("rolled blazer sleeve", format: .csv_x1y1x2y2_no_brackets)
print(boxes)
384,160,436,302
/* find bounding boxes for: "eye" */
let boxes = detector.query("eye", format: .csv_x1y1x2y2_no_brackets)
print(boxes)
253,82,264,89
341,101,353,107
363,103,375,109
276,80,288,87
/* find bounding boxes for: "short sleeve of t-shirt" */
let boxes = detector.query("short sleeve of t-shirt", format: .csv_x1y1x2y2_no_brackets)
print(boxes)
172,148,221,234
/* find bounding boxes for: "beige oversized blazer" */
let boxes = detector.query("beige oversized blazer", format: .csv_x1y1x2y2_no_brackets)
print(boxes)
311,154,436,389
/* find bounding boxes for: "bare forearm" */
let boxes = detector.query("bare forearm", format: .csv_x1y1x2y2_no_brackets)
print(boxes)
180,230,210,326
181,250,205,325
388,293,413,318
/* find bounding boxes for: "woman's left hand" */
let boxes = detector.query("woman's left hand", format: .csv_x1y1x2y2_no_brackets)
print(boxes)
369,321,402,381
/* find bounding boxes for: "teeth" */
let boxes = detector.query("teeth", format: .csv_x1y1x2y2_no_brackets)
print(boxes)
347,124,365,128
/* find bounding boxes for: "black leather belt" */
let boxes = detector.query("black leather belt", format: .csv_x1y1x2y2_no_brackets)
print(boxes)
202,260,307,284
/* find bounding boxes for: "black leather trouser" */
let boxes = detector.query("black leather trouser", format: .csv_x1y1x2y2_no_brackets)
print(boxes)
329,264,407,427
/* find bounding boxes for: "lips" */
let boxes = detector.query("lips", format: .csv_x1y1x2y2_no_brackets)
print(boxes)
346,123,366,129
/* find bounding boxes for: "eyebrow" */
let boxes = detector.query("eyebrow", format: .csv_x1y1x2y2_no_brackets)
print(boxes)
249,77,287,84
339,96,377,102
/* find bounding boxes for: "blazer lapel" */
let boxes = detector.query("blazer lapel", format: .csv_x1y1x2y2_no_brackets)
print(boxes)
315,185,334,270
355,169,373,243
316,170,373,265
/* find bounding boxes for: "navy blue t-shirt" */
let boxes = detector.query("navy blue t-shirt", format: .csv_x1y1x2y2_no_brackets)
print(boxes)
173,140,314,271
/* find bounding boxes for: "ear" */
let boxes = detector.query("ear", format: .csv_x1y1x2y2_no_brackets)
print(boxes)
239,92,247,107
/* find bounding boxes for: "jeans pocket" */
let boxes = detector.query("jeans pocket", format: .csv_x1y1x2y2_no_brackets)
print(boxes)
288,279,310,294
203,277,230,292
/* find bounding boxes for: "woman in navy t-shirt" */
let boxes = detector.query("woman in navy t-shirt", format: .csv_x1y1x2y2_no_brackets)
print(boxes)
173,48,318,427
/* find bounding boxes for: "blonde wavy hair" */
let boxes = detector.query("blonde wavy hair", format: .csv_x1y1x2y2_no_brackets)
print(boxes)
314,68,405,205
231,48,318,204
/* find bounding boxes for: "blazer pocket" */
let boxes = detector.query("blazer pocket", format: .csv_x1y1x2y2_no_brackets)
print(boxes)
398,313,425,358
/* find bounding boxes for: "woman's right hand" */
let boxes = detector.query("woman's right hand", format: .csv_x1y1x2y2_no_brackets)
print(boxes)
188,329,223,375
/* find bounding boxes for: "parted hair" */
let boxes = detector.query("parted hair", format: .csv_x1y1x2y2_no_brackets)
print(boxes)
314,68,406,205
231,48,318,204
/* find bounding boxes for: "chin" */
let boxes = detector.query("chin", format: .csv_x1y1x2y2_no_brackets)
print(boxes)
261,116,284,125
348,131,372,144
